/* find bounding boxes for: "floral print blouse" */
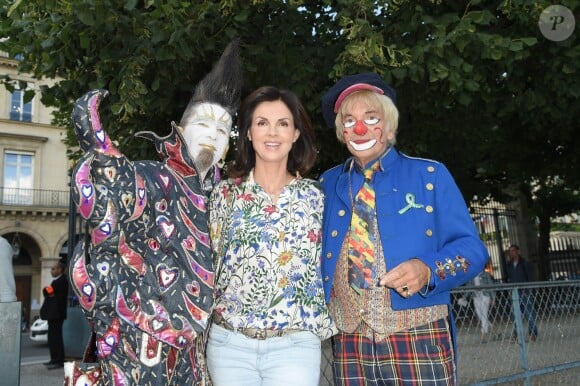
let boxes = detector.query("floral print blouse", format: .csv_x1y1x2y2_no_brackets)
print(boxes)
209,171,337,340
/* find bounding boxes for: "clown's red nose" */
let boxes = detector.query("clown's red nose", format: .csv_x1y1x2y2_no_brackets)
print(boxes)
353,120,367,135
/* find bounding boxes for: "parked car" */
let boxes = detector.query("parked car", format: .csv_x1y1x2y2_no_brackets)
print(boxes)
30,317,48,343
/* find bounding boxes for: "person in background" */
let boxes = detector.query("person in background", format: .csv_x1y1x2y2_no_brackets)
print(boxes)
319,72,488,385
0,236,16,302
208,86,336,386
40,260,68,369
458,260,498,342
506,244,538,342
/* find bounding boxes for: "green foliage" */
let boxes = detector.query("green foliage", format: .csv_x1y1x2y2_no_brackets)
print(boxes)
1,0,578,249
552,223,580,232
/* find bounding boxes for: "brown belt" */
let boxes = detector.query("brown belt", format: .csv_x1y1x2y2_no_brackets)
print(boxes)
212,313,302,340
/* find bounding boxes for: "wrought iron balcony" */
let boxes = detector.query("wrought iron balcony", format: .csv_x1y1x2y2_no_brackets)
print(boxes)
0,187,69,210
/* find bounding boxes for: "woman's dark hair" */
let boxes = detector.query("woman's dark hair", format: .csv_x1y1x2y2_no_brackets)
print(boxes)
228,86,317,178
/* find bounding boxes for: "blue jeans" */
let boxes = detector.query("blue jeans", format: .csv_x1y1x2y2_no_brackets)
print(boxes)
206,324,321,386
511,292,538,338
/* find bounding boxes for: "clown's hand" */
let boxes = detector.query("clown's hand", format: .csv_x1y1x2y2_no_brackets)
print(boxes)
457,297,469,307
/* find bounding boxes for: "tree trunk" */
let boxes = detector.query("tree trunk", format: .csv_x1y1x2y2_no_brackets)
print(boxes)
537,209,552,281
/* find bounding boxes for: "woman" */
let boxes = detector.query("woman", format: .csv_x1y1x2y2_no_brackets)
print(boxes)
458,260,497,342
207,86,336,386
472,261,497,342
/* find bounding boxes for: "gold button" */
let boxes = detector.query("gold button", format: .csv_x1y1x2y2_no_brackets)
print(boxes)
427,166,435,172
426,183,434,190
331,230,338,237
426,205,433,213
338,210,345,217
324,276,329,282
326,252,332,259
426,229,433,237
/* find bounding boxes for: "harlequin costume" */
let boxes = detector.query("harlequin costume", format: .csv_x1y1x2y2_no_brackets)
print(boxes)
64,41,242,385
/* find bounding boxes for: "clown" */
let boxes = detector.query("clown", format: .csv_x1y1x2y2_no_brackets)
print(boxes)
319,72,488,385
64,40,242,385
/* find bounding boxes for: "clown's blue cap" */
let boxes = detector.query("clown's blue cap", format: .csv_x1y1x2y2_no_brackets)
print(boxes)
321,72,396,129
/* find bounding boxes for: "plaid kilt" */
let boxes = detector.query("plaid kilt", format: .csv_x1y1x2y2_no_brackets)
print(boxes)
332,318,455,386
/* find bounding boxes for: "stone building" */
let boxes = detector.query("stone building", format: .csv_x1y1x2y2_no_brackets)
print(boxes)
0,51,70,328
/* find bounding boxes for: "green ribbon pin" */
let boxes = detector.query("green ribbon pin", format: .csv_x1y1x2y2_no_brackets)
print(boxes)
398,193,424,214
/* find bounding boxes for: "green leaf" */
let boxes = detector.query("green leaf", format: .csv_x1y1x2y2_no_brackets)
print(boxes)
448,71,461,92
454,36,470,53
110,103,124,115
76,10,95,26
521,37,538,46
233,10,248,22
79,35,89,49
562,63,574,74
490,48,503,60
464,79,479,92
429,62,449,82
456,92,471,106
509,40,523,52
391,68,407,80
124,0,139,11
23,89,35,103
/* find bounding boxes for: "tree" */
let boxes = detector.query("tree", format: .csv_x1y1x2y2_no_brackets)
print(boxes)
320,0,579,277
1,0,578,278
0,0,342,163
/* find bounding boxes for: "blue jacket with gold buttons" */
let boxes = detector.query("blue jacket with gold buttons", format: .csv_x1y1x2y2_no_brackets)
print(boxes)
319,148,488,309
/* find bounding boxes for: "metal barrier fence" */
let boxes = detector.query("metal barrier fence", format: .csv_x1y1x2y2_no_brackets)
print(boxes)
470,204,518,283
318,281,580,385
547,250,580,281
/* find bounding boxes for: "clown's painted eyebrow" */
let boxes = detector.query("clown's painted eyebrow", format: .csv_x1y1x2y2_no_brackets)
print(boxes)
194,104,231,124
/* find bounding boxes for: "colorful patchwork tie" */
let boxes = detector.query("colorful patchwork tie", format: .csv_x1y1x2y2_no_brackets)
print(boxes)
348,161,380,294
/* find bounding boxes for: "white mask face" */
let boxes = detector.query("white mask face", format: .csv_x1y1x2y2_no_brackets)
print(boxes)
180,103,232,172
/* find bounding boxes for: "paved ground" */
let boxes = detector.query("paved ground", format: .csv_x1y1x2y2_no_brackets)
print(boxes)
20,362,66,386
20,358,578,386
19,331,72,386
18,317,579,386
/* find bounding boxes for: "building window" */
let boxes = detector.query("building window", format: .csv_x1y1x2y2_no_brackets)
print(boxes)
2,152,34,205
9,88,33,122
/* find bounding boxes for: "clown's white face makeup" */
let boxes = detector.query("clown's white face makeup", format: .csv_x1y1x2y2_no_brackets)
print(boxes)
180,103,232,174
342,100,393,167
